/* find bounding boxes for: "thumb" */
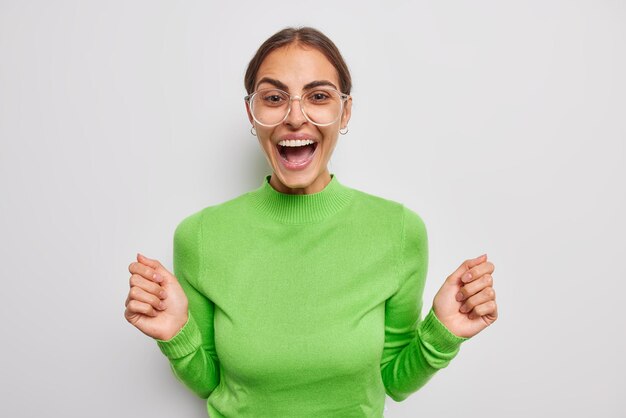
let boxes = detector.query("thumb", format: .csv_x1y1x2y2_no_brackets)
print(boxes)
445,253,487,286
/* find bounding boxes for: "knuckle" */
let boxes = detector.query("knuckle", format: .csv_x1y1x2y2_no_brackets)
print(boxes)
466,282,479,295
485,274,493,286
479,303,490,314
130,300,150,315
127,299,139,311
128,262,135,273
486,287,496,299
150,283,162,296
129,286,140,299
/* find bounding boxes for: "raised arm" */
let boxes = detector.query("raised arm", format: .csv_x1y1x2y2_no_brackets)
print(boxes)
153,212,220,398
380,206,468,402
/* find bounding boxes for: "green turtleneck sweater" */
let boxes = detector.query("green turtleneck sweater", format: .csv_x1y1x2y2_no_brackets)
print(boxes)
155,174,468,417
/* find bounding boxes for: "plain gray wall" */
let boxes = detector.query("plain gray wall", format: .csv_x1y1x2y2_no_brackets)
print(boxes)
1,0,624,417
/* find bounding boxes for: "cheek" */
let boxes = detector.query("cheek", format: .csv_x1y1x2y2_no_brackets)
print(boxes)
320,130,339,155
259,140,273,158
256,129,276,156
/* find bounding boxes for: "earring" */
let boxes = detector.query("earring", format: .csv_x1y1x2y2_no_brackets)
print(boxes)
339,126,349,135
250,126,257,136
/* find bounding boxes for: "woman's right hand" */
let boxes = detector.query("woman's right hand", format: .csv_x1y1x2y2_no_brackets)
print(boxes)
124,253,189,341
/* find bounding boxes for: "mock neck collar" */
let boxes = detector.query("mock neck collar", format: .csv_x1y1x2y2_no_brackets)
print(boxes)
249,173,353,224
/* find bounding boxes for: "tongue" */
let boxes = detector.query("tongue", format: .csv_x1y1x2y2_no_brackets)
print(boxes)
284,144,315,163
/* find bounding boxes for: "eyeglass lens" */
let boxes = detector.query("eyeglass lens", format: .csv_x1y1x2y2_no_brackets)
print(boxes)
249,89,343,126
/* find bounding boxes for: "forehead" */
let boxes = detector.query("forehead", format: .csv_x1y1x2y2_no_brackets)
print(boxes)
255,44,340,90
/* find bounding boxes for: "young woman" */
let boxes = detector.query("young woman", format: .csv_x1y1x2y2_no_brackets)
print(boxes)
124,26,497,418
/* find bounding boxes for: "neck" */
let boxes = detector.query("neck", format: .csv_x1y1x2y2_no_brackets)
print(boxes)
250,172,353,223
269,169,332,195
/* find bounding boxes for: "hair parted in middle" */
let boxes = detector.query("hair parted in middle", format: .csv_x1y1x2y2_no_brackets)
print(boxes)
244,27,352,95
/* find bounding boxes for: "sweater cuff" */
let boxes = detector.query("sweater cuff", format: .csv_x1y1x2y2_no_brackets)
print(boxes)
418,307,469,353
155,311,201,359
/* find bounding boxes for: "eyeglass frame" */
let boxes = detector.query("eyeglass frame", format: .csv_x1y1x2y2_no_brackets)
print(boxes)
244,87,351,127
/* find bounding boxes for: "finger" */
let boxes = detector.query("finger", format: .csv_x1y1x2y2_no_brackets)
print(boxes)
128,285,166,310
480,303,498,324
129,274,166,299
137,253,170,281
459,286,496,313
468,300,498,320
456,274,494,301
462,261,496,284
128,286,166,311
129,260,163,283
126,299,158,317
137,252,163,270
445,253,487,286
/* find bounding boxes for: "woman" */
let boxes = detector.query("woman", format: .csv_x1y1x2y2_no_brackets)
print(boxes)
124,27,497,417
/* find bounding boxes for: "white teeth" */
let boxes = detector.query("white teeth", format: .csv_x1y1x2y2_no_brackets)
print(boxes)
278,139,315,147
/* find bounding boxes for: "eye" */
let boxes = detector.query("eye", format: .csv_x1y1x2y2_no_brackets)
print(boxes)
265,95,282,103
308,91,330,102
260,90,288,106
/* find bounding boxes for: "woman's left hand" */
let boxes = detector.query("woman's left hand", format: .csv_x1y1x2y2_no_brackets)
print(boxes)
432,254,498,339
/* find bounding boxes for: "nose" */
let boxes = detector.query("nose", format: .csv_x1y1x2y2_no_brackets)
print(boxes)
284,97,307,128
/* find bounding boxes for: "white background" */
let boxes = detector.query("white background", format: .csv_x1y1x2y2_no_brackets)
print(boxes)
1,1,624,417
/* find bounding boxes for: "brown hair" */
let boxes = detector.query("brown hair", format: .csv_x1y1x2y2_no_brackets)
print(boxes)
244,27,352,95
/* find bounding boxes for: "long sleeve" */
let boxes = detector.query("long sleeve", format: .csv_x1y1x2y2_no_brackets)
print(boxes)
154,211,220,398
380,206,469,402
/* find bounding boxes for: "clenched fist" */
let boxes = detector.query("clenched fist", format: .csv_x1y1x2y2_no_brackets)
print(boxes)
124,253,189,341
432,254,498,339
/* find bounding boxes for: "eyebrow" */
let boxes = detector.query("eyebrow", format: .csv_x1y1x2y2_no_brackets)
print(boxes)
256,77,338,92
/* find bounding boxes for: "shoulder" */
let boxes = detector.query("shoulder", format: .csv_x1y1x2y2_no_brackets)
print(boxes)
173,189,254,239
345,184,428,257
173,208,204,253
348,186,404,217
346,185,426,231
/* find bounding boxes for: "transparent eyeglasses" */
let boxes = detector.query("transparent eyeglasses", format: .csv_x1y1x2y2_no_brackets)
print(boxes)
244,87,350,127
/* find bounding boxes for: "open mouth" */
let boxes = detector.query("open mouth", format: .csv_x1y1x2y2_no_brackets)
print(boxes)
276,139,319,166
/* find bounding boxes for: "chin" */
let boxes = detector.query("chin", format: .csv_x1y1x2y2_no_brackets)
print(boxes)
274,167,319,189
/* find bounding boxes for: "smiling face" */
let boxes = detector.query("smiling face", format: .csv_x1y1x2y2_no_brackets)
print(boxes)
246,43,352,195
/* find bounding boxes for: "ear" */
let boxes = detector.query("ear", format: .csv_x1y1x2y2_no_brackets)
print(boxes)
340,96,352,130
245,100,254,126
